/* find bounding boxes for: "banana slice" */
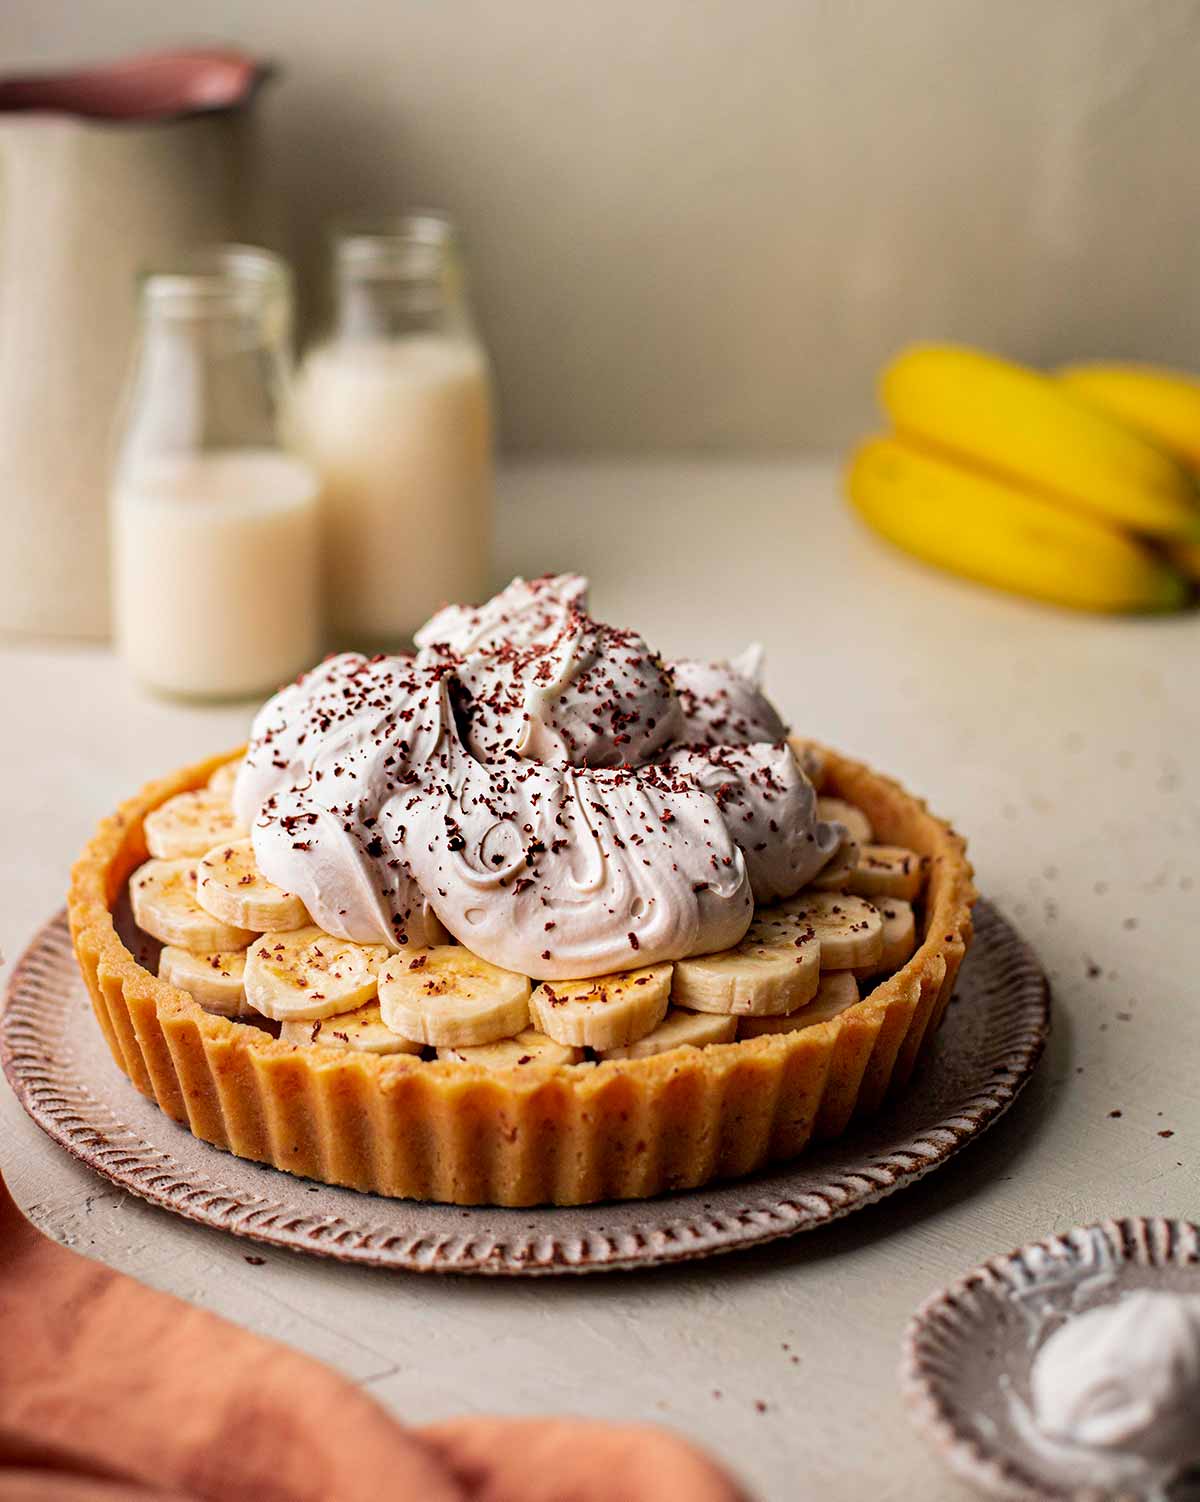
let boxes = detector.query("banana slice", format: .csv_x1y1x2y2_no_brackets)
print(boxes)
158,945,249,1016
671,915,821,1016
144,789,246,860
856,897,917,978
816,797,873,847
600,1007,736,1060
530,965,671,1050
244,926,389,1022
810,832,861,891
773,891,883,970
206,758,244,801
789,738,827,790
130,858,257,953
848,845,926,901
738,972,859,1037
439,1027,582,1069
279,1001,423,1055
378,947,531,1048
195,839,310,932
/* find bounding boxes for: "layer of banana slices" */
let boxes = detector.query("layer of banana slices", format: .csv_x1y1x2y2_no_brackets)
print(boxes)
856,897,916,978
772,892,884,970
279,1002,423,1055
672,914,821,1016
206,758,244,800
737,972,860,1037
158,944,249,1016
131,858,257,953
196,839,311,932
144,789,246,860
378,947,531,1047
601,1008,737,1060
128,778,926,1065
816,796,873,847
530,965,672,1050
439,1028,582,1069
847,845,926,901
810,832,862,891
244,927,390,1021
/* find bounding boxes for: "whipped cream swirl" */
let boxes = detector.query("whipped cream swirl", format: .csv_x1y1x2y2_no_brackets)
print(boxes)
662,742,841,902
670,645,787,746
1020,1291,1200,1494
453,612,683,768
236,575,843,978
416,573,588,657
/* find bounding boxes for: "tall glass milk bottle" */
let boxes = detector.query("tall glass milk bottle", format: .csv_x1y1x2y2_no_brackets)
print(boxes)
111,247,321,698
294,215,494,647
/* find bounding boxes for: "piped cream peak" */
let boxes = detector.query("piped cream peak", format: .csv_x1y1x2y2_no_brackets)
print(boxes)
235,575,845,978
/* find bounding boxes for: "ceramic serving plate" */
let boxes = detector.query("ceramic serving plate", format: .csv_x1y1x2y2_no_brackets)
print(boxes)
2,898,1047,1275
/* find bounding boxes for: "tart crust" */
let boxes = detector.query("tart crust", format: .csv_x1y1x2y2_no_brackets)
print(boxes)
68,741,976,1207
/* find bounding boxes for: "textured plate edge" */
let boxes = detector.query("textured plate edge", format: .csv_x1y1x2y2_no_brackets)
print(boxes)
899,1217,1200,1502
2,900,1049,1276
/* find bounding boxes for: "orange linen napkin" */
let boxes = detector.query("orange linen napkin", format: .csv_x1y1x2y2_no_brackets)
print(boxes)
0,1173,747,1502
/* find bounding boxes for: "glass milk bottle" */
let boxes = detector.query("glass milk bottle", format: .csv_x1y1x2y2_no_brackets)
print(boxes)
111,247,321,699
294,214,493,647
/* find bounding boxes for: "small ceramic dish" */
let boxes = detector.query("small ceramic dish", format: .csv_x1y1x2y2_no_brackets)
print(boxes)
902,1219,1200,1501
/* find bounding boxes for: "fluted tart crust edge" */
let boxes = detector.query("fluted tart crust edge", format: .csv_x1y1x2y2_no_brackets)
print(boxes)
68,741,976,1207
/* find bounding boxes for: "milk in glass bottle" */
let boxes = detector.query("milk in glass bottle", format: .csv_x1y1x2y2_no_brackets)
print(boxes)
111,247,320,698
294,214,493,647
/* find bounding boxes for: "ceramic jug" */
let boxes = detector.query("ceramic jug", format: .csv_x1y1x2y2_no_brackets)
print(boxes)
0,50,271,639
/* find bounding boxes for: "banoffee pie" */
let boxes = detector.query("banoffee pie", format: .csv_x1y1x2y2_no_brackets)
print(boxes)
70,576,974,1206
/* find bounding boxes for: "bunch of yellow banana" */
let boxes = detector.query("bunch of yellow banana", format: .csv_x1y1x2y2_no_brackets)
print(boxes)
845,345,1200,612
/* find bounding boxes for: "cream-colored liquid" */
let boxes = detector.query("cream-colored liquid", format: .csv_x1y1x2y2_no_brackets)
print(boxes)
294,335,492,644
112,450,321,699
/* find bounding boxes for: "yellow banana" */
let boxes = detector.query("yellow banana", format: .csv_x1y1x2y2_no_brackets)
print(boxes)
1168,539,1200,585
1057,362,1200,472
881,345,1200,540
846,436,1188,614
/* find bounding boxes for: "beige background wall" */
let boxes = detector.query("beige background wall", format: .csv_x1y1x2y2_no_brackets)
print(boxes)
7,0,1200,451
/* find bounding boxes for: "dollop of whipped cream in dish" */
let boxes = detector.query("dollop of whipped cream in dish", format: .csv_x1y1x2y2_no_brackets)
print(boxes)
235,575,845,980
1016,1290,1200,1495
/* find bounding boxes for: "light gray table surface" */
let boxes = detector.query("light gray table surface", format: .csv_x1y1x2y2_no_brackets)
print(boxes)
2,459,1196,1501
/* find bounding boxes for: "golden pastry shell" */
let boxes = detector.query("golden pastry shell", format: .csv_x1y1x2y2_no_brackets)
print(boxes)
68,740,976,1206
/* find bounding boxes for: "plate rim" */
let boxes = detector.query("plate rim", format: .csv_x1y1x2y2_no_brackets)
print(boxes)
2,898,1049,1276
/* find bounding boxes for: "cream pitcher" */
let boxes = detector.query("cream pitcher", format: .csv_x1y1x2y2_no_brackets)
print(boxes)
0,49,271,639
